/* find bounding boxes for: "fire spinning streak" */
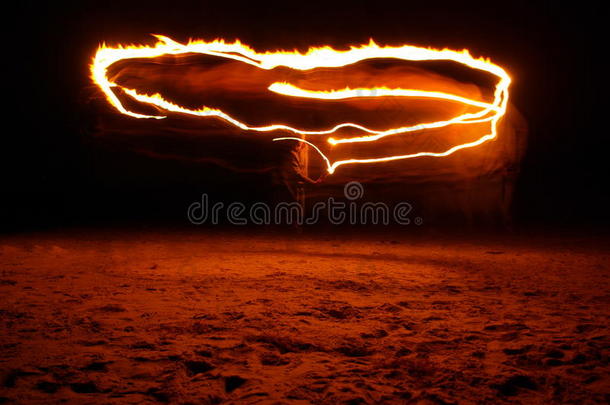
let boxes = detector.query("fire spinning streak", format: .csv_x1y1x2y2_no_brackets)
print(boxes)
91,35,511,174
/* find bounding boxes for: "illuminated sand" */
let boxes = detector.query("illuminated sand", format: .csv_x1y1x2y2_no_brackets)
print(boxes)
1,231,608,403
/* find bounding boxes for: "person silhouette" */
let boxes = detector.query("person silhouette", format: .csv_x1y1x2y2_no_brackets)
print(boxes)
271,140,327,223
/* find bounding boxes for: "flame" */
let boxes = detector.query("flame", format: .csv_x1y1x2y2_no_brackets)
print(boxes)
91,35,510,174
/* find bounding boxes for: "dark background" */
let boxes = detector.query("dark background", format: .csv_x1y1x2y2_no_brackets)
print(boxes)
2,0,605,230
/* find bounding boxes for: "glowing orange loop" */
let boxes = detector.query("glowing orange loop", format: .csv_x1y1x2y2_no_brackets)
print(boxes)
91,35,511,173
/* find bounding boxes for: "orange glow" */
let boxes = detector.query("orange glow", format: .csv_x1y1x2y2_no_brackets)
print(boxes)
91,35,510,174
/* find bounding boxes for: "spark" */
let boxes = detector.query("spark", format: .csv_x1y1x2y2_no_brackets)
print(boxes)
91,35,510,173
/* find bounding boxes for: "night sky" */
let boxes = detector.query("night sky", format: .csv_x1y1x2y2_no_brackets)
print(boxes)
3,0,605,229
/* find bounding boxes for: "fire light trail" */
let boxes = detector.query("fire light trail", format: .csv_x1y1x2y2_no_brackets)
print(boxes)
91,35,511,174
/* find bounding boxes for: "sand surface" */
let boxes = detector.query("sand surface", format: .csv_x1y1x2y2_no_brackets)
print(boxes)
0,229,609,404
